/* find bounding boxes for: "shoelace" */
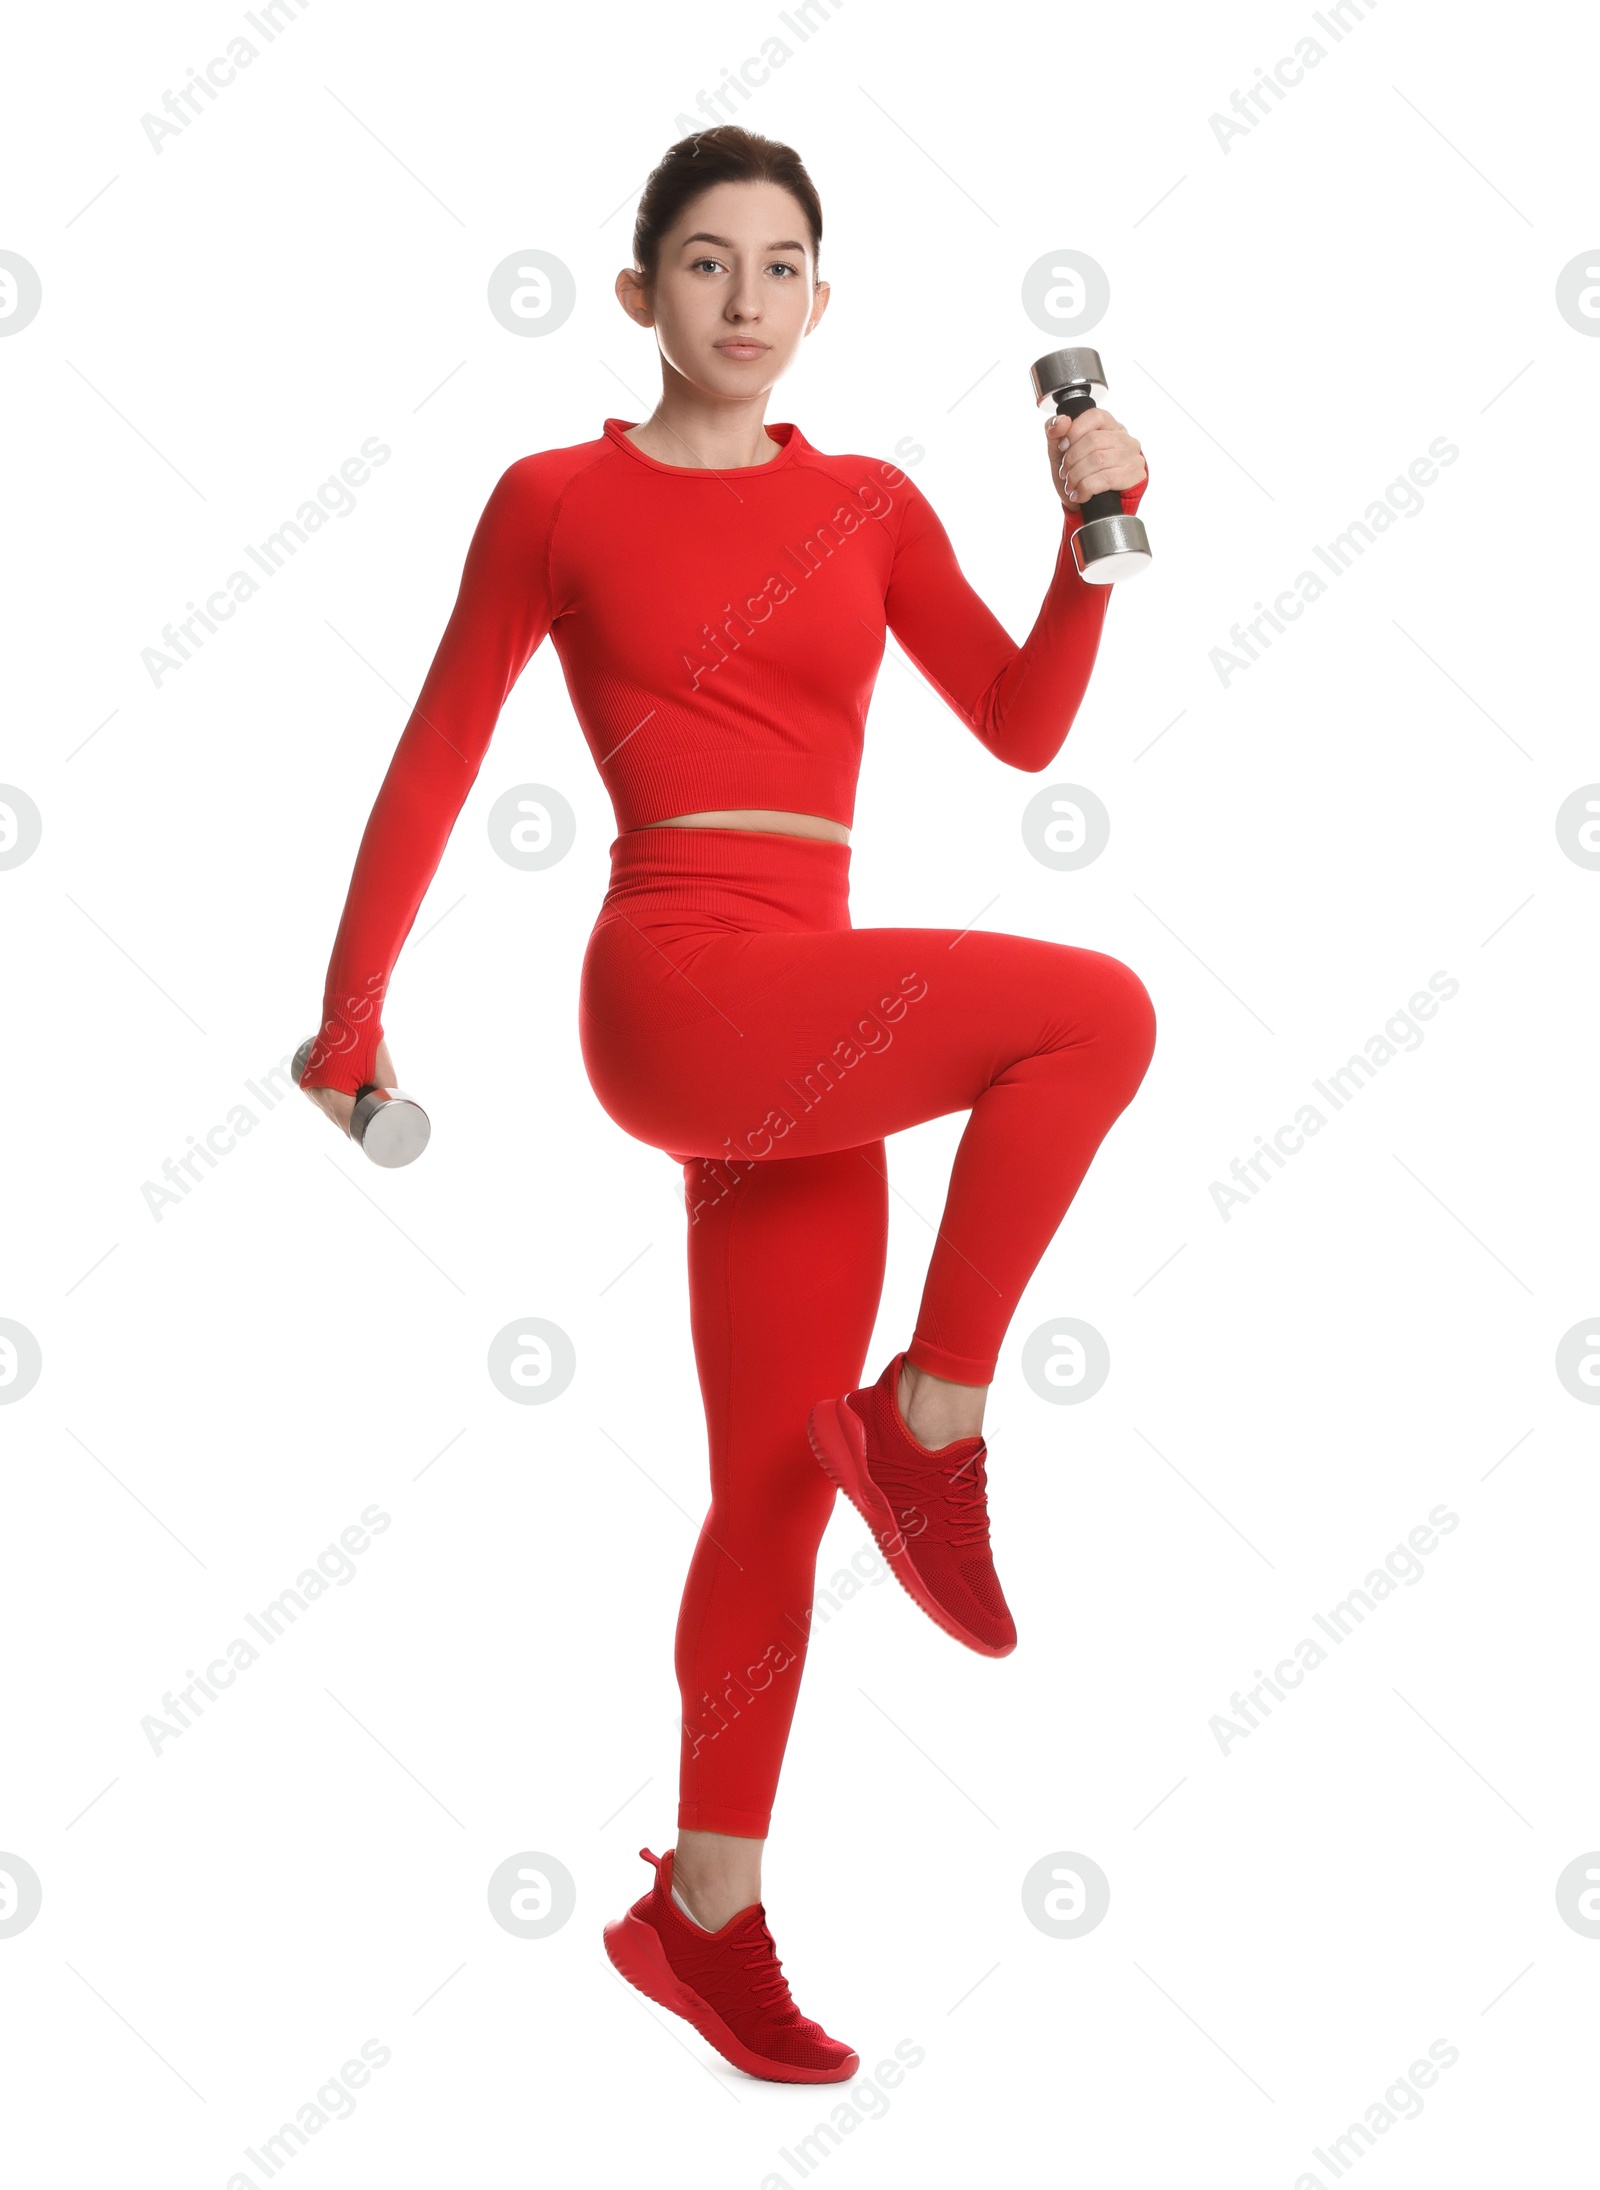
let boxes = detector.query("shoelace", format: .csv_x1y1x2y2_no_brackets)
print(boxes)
731,1913,796,2014
938,1441,993,1550
876,1435,992,1550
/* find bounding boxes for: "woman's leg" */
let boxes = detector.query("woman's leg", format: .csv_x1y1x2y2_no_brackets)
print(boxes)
671,1141,889,1924
587,919,1159,1391
582,908,1157,1878
897,1356,988,1447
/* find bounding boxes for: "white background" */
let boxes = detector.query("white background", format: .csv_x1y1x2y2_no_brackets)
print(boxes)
3,0,1597,2182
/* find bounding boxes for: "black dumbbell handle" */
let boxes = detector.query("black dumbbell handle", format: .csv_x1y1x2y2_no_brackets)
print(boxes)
1053,390,1124,525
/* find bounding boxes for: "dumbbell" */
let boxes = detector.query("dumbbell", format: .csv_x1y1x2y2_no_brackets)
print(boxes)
1029,347,1153,583
292,1036,431,1168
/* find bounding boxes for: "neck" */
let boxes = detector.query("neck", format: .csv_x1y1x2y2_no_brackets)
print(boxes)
626,376,780,470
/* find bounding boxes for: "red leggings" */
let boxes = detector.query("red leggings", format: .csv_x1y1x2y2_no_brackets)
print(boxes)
578,825,1157,1839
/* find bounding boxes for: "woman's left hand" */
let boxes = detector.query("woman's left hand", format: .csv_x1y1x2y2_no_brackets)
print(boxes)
1046,407,1146,510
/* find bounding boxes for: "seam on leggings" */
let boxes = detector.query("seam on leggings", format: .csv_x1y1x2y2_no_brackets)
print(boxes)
679,1164,742,1816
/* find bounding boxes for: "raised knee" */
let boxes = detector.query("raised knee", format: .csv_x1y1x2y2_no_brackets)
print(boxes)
1118,960,1158,1066
1088,953,1157,1082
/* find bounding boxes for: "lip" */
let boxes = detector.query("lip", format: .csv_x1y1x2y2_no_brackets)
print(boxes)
715,341,769,357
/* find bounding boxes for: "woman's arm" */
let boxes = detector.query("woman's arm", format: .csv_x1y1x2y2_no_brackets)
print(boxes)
301,456,557,1096
882,446,1149,775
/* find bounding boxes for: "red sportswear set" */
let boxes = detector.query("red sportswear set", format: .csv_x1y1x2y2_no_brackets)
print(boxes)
304,416,1155,1840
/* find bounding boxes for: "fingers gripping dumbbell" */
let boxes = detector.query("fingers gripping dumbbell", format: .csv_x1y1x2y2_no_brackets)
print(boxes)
1029,347,1153,583
293,1037,431,1168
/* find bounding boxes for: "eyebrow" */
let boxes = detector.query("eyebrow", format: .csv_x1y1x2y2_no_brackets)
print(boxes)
679,232,807,254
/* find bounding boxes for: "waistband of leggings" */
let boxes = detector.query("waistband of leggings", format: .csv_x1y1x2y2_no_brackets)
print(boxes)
598,823,852,929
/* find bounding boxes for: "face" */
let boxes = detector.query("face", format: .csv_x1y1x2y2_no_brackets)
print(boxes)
617,178,829,397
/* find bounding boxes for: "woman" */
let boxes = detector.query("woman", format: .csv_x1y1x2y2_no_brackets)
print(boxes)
299,125,1154,2085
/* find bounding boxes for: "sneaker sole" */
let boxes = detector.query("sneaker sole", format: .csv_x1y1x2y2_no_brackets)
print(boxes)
806,1395,1016,1657
603,1911,859,2084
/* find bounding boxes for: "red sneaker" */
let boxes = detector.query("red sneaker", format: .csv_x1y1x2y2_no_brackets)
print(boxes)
807,1349,1017,1656
602,1847,859,2085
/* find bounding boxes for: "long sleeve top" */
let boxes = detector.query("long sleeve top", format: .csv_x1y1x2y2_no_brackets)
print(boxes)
301,415,1150,1093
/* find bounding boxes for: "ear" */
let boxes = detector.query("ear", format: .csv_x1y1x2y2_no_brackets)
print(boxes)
615,265,654,327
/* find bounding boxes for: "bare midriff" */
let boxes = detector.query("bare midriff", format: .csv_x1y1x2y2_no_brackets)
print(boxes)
636,808,850,844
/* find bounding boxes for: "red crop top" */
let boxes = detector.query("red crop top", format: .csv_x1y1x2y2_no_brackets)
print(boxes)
301,415,1150,1094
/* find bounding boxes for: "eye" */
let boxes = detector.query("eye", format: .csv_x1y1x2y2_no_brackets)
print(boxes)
690,256,723,275
769,262,800,278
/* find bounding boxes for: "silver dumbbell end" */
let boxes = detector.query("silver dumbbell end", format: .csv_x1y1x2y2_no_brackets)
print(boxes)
1030,347,1153,584
1070,511,1153,584
293,1036,431,1168
1029,346,1110,409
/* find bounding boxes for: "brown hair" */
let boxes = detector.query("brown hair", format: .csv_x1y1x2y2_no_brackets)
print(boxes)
630,125,823,288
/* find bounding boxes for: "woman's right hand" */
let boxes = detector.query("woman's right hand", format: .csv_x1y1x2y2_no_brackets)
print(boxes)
301,1035,398,1138
1045,406,1146,511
